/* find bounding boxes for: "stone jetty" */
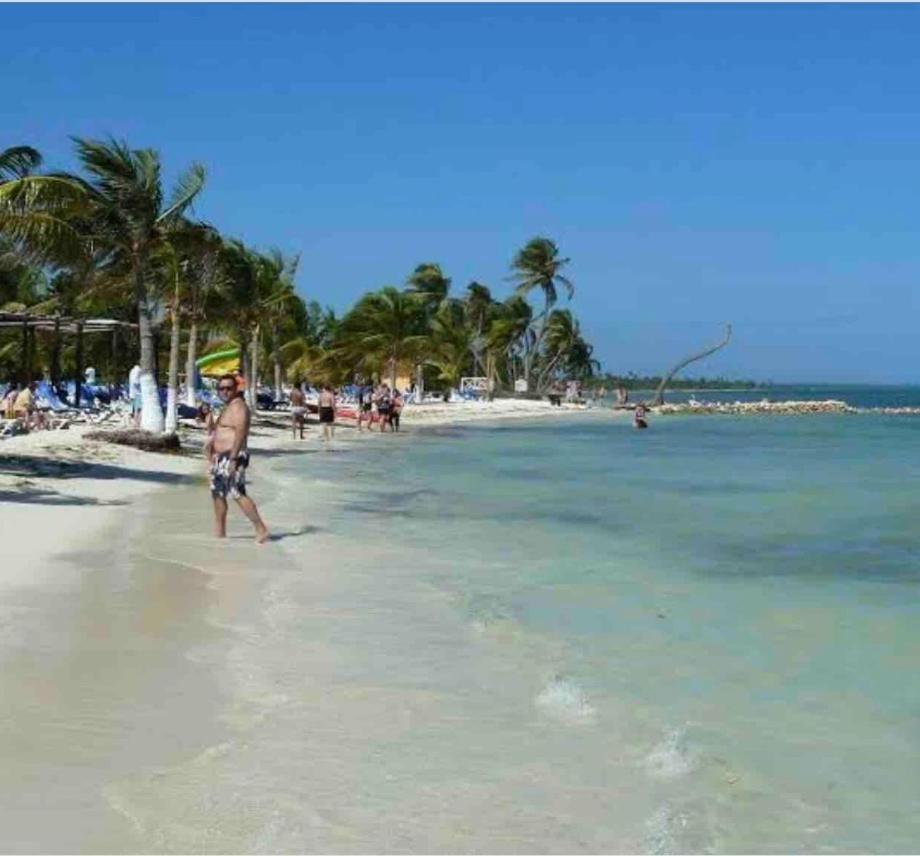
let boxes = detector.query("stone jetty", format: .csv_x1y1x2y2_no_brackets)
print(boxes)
651,399,920,416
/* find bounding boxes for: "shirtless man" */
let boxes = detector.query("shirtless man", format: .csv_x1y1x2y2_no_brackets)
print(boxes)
208,374,269,543
289,384,306,439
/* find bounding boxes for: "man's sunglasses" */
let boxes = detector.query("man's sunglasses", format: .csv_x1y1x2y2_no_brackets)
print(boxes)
218,385,236,392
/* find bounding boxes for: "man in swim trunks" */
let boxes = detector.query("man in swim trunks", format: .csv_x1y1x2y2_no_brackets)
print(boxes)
208,374,269,543
290,384,306,439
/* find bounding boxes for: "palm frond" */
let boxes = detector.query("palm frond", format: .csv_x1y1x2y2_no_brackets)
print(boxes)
159,162,206,224
0,146,43,180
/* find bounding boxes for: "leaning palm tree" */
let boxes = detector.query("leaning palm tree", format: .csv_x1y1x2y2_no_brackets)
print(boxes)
510,237,574,391
535,308,599,390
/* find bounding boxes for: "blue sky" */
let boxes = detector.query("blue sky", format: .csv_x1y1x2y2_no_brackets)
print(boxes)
4,3,920,382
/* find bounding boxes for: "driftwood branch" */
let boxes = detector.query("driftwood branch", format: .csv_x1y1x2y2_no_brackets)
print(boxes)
649,323,732,406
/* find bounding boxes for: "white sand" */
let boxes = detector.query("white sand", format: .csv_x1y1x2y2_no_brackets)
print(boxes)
1,427,200,588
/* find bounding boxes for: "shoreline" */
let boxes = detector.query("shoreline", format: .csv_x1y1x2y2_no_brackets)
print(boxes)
0,400,571,587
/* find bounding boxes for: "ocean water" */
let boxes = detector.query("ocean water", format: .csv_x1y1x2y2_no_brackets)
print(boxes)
3,409,920,853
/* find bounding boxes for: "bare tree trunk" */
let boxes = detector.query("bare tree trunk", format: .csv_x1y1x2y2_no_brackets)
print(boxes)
164,287,181,435
416,363,424,401
389,354,397,391
184,319,198,407
650,324,732,406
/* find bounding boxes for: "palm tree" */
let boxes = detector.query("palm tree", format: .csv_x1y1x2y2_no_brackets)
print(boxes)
407,263,452,395
0,138,205,431
218,239,261,403
255,248,299,401
180,228,226,406
427,300,474,396
510,237,573,391
407,262,451,308
158,220,220,433
337,286,427,389
74,139,205,431
484,294,533,390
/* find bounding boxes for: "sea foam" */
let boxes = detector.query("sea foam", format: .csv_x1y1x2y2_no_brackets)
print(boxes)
535,676,597,725
644,727,695,779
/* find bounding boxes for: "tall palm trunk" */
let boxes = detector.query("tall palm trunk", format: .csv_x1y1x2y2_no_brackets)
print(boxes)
271,321,282,401
389,353,397,390
136,259,164,433
185,319,198,407
164,277,181,434
249,324,260,409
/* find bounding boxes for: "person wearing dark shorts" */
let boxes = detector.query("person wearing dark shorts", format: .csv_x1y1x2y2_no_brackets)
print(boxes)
376,384,391,433
208,375,268,543
389,389,403,432
357,383,373,432
318,384,336,444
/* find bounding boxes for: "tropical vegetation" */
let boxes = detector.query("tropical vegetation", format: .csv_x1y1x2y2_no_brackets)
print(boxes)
0,138,601,434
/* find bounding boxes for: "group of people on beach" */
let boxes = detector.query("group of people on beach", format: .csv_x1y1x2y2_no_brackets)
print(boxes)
287,381,405,440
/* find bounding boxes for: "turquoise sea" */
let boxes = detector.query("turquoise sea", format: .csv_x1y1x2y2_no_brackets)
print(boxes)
256,405,920,852
3,398,920,853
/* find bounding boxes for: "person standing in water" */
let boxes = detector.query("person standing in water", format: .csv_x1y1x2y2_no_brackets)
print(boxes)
375,384,391,432
633,403,649,430
318,384,336,444
289,383,306,439
389,388,404,432
208,374,269,543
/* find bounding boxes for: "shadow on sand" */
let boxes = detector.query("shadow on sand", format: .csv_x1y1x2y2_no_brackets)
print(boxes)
0,455,196,485
0,487,130,507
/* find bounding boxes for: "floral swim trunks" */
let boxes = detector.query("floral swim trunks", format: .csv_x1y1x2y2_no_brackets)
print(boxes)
209,450,250,499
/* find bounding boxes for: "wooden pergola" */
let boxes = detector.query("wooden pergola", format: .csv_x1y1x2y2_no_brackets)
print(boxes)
0,312,136,404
